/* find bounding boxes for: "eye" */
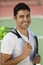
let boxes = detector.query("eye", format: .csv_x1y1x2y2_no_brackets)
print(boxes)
27,14,30,18
19,15,24,18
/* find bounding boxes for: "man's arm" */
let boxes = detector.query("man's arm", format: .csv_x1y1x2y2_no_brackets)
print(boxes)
1,43,32,65
1,53,27,65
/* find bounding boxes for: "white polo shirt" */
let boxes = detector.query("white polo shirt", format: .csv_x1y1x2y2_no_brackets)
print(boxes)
1,28,35,65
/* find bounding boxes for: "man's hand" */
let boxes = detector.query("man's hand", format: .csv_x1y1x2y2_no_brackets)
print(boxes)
33,54,41,64
23,43,32,57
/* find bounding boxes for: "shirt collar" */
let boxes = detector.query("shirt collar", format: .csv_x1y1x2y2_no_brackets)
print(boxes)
16,29,30,43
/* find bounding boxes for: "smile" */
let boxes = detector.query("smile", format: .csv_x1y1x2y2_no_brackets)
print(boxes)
23,22,28,24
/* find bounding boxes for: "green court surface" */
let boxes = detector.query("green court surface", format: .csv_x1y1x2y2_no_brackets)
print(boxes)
0,16,43,65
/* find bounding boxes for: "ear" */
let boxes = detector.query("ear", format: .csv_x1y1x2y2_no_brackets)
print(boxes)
13,16,17,22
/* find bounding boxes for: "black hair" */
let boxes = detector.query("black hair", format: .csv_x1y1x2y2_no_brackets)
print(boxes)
14,3,30,16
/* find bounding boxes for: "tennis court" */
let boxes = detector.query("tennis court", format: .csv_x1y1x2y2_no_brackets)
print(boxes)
0,16,43,65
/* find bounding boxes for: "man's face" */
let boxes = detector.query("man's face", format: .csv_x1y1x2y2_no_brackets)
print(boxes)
14,10,31,29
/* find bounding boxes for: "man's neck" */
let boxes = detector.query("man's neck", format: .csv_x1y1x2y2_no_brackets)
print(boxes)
16,26,29,37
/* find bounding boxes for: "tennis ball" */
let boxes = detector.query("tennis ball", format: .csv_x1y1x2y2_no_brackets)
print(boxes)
0,31,3,40
3,32,7,37
0,26,7,32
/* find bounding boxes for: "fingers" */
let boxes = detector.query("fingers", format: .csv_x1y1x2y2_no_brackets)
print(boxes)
34,55,41,64
26,43,32,49
35,55,41,60
23,42,32,56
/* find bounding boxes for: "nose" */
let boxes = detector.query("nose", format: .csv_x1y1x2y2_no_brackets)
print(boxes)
24,17,27,22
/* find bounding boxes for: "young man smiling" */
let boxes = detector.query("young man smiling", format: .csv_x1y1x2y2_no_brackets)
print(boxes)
1,3,40,65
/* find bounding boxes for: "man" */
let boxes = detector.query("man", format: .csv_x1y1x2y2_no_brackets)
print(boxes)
1,3,40,65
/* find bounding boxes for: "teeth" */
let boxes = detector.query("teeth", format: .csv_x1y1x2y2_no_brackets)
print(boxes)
23,23,28,24
23,22,27,23
22,22,28,25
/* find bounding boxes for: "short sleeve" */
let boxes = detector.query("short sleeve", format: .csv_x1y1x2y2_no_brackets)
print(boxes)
1,32,16,54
